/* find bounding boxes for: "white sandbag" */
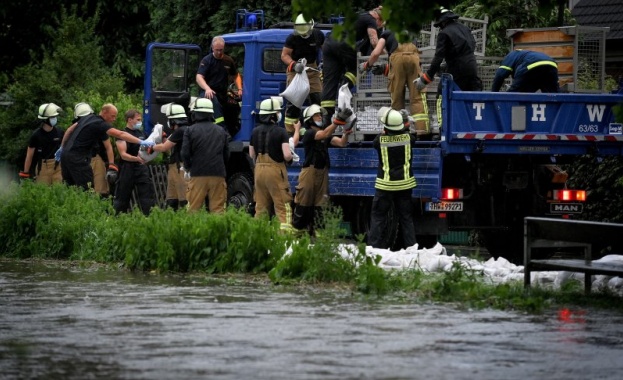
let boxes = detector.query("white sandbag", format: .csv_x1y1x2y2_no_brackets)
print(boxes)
138,123,164,162
280,62,310,109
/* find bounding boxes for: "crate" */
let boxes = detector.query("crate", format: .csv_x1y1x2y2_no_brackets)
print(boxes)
507,26,610,92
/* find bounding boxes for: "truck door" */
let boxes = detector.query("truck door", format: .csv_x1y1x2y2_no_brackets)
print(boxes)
143,43,202,135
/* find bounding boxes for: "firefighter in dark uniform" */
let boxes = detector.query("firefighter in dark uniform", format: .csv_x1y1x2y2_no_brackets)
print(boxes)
491,50,559,93
281,14,325,134
415,7,482,92
354,6,384,56
415,7,483,134
368,108,417,249
362,30,430,138
113,109,156,215
181,98,230,213
292,105,353,233
58,103,154,192
249,97,294,231
320,32,358,118
151,103,189,210
20,103,64,184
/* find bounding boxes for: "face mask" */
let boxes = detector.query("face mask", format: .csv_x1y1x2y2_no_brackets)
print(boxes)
134,122,143,130
314,120,323,127
49,117,58,127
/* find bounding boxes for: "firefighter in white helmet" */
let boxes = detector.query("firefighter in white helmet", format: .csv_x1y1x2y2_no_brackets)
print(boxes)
281,13,325,134
151,103,190,210
249,97,295,231
367,107,417,249
20,103,64,184
291,105,353,235
181,98,230,213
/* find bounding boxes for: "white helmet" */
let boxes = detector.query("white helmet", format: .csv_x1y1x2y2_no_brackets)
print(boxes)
165,103,187,119
38,103,61,119
74,102,94,118
259,97,283,115
294,14,314,38
378,107,404,131
193,98,214,113
303,104,322,123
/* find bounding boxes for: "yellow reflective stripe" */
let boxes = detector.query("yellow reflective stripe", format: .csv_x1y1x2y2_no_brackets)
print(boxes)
375,177,416,190
380,143,390,182
403,142,411,180
321,100,336,108
344,72,356,83
527,60,557,70
500,65,513,72
436,97,443,130
413,114,428,121
284,117,298,125
215,116,225,124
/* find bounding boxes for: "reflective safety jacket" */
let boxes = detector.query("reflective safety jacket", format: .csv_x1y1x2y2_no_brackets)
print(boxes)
373,132,417,191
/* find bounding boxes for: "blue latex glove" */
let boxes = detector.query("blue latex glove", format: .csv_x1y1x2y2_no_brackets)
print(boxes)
54,147,63,162
139,139,155,148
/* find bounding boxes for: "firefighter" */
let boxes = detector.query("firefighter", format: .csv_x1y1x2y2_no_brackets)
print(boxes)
151,103,190,210
415,7,482,92
181,98,230,213
281,13,324,134
354,6,384,56
249,97,294,231
491,49,559,93
292,105,353,234
361,30,430,139
320,32,358,118
20,103,64,184
113,109,156,215
58,103,154,192
368,108,416,249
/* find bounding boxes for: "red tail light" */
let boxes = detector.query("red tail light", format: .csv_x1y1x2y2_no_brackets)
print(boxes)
441,188,463,200
552,190,586,202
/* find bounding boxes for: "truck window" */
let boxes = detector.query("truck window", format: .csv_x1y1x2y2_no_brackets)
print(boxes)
263,48,286,73
151,48,201,95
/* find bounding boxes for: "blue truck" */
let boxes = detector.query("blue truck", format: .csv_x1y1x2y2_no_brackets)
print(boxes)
142,12,623,262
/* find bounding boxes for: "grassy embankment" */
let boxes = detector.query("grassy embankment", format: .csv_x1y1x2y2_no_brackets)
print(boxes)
1,181,621,313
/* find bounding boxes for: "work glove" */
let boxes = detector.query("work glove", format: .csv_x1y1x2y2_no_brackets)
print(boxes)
332,107,353,126
139,139,155,148
288,59,305,74
106,163,119,186
415,73,432,91
359,61,371,73
19,171,31,180
399,109,412,130
54,147,63,162
371,64,389,76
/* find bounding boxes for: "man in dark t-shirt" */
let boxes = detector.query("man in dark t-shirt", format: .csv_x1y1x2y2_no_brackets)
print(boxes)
354,7,384,56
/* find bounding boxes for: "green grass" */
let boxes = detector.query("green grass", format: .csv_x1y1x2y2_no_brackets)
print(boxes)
1,181,622,314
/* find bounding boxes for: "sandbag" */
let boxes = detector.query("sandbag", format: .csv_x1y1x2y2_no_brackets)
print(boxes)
280,67,310,108
138,123,164,162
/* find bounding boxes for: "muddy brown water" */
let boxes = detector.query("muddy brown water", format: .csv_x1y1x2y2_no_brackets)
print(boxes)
1,260,622,379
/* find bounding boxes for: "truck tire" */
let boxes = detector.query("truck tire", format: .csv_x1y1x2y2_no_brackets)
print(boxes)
227,172,254,213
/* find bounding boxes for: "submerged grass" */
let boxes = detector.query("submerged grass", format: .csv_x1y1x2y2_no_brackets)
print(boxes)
1,181,622,314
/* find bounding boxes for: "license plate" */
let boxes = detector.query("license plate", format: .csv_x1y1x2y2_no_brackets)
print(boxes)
549,203,583,214
425,201,463,212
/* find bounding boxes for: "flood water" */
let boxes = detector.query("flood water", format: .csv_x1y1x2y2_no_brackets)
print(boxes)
1,259,622,380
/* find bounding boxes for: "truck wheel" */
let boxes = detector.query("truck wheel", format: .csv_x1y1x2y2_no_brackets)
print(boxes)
227,172,254,213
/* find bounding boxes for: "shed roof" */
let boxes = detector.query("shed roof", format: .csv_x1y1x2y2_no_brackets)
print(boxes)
572,0,623,39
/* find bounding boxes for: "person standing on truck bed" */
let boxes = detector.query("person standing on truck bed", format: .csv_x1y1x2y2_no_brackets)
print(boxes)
361,29,430,139
113,109,156,216
368,108,417,250
19,103,64,184
415,7,482,92
354,6,384,56
281,14,324,134
320,31,358,119
249,97,294,231
196,36,242,136
58,103,153,192
491,49,559,93
181,98,230,214
292,105,353,235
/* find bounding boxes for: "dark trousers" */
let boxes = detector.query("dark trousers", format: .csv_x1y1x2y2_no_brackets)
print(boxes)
321,39,357,114
510,65,559,93
61,152,93,191
113,162,156,215
368,189,416,249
